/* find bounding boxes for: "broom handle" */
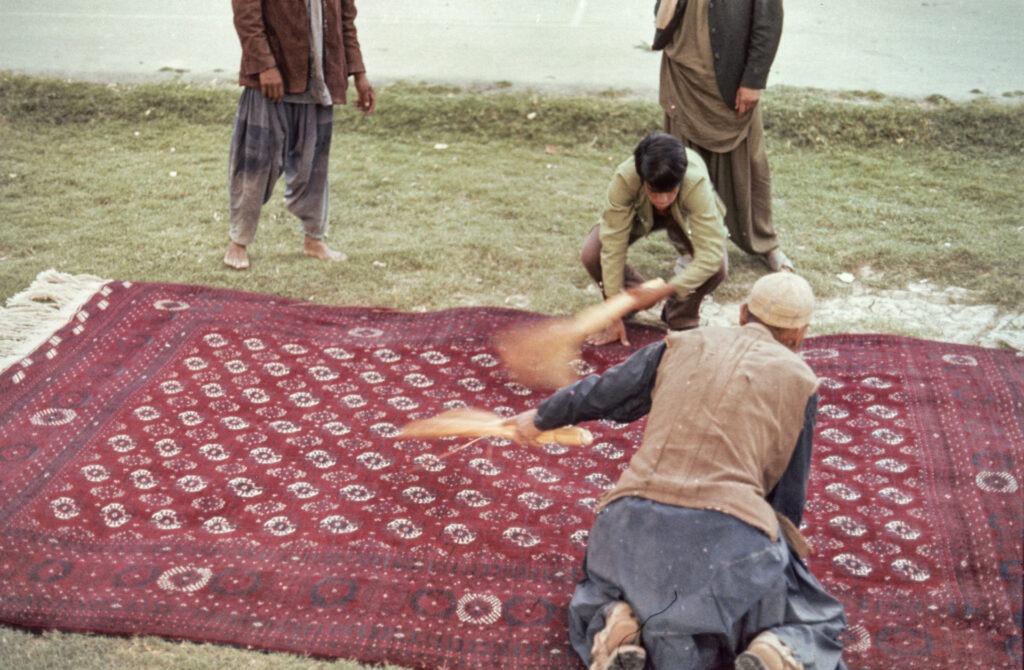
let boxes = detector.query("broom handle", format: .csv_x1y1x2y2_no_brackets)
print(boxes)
490,424,594,446
536,426,594,446
572,278,667,335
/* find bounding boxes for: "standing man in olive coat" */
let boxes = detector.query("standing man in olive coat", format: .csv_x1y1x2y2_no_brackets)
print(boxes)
658,0,794,272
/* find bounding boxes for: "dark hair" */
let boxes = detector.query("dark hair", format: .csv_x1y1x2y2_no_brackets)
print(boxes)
634,133,687,192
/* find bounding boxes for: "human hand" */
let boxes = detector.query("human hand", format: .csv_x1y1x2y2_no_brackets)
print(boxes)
586,318,630,347
259,67,284,102
734,86,761,117
353,72,376,114
507,410,543,446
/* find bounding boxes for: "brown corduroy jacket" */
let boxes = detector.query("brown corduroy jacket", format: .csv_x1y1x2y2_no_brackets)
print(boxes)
232,0,366,104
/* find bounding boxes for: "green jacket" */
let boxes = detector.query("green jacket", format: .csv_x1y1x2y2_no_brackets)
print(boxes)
599,148,727,298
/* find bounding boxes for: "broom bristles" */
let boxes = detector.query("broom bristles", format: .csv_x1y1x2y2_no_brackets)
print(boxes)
493,318,582,390
397,408,593,446
397,408,507,439
494,279,667,391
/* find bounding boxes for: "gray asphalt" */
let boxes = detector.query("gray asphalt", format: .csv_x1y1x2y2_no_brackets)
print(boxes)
1,0,1022,101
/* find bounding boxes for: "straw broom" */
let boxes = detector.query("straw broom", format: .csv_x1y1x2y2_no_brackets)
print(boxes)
397,408,593,449
494,278,667,390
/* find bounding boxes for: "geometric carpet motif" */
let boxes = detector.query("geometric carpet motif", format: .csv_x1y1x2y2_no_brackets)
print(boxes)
0,280,1020,669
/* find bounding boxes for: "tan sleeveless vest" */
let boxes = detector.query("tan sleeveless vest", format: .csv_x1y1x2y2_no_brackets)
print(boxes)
599,324,819,539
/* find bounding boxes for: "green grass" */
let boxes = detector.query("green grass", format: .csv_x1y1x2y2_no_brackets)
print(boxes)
0,628,403,670
0,73,1023,668
2,74,1022,318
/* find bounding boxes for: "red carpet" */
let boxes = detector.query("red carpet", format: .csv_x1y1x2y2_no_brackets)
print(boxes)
0,279,1020,669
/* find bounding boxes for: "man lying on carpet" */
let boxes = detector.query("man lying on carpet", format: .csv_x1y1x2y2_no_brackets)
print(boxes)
510,273,848,670
579,133,729,346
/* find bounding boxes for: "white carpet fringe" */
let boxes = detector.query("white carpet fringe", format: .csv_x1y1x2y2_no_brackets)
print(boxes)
0,269,109,374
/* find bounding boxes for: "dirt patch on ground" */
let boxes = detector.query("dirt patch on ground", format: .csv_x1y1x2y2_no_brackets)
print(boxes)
606,280,1024,351
698,281,1023,351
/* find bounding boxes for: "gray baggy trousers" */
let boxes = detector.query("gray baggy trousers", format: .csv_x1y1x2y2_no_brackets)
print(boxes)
569,497,848,669
228,87,334,245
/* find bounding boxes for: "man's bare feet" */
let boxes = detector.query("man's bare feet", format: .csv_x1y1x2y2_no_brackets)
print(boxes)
223,241,250,270
303,237,347,262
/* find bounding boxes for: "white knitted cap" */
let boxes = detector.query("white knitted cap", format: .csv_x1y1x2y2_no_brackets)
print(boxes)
747,273,815,329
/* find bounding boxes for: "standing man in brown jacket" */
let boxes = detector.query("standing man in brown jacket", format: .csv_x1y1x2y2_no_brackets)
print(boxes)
511,273,847,670
224,0,376,270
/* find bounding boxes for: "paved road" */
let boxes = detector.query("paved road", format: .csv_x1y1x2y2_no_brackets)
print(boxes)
1,0,1022,101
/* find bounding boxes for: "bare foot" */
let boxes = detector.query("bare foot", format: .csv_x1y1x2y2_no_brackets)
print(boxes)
304,237,347,262
223,241,250,270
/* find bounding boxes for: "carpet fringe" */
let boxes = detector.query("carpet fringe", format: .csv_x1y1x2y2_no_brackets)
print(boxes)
0,269,109,374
